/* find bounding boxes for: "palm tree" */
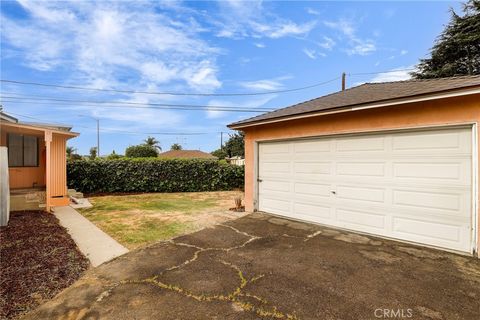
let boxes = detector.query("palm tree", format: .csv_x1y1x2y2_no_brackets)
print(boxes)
66,146,76,160
143,136,161,152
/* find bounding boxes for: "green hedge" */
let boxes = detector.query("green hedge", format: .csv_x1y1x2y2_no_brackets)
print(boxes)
67,158,244,194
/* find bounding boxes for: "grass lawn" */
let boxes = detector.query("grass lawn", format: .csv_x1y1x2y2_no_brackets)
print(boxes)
78,191,245,249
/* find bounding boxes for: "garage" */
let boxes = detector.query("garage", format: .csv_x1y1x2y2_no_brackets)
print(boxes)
228,75,480,255
258,127,473,252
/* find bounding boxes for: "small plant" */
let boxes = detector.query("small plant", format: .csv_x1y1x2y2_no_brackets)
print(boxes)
230,194,245,212
234,195,242,210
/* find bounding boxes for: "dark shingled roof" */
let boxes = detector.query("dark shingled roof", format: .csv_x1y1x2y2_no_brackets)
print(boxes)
158,150,217,159
228,75,480,128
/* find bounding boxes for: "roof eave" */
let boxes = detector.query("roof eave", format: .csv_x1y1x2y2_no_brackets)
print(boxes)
1,121,80,138
228,86,480,130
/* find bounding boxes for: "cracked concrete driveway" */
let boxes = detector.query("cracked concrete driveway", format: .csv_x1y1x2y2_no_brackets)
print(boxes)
24,213,480,320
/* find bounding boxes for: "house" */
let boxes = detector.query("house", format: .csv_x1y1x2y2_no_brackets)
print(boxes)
226,156,245,166
158,149,217,159
228,75,480,256
0,112,79,212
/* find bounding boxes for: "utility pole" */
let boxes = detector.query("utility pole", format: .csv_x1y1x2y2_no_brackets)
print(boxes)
341,72,346,91
96,118,100,157
220,132,223,150
78,115,100,157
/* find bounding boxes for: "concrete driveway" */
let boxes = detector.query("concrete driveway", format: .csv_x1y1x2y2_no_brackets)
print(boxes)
24,213,480,320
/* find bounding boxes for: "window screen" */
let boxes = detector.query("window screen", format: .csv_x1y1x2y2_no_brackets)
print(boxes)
23,136,38,166
8,134,39,167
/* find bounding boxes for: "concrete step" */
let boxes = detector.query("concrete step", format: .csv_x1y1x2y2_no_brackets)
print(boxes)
68,189,84,198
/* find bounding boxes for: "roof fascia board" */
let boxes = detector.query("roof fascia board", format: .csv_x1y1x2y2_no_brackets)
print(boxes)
228,87,480,130
1,121,80,137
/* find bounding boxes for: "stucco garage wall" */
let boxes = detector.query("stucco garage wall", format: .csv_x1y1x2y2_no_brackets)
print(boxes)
243,94,480,251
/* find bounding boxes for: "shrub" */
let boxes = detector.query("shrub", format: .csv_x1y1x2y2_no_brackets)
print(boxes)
106,150,123,160
211,148,228,159
67,158,244,194
125,145,158,158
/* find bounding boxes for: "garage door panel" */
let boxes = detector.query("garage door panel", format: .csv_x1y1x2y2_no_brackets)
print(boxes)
336,185,386,203
336,162,386,177
392,189,464,212
260,180,291,193
294,182,331,197
337,208,386,230
294,203,331,219
260,161,290,174
260,143,290,154
258,127,473,253
260,198,291,215
393,161,470,185
336,136,386,152
392,129,470,153
392,217,462,242
294,162,331,175
294,140,331,153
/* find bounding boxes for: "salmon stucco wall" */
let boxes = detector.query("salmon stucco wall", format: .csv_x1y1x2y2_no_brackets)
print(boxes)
242,94,480,250
0,126,46,189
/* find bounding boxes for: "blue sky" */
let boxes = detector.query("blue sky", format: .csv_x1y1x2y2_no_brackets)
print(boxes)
0,0,460,155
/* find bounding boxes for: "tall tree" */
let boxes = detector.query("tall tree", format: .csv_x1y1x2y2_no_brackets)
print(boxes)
412,0,480,79
170,143,182,150
143,136,161,151
224,132,245,158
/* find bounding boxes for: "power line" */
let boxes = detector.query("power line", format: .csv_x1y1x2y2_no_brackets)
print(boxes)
4,111,220,135
0,93,274,111
0,69,416,98
0,99,270,113
0,77,341,96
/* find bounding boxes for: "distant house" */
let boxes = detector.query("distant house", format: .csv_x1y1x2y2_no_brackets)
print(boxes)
0,112,79,212
158,150,217,159
226,156,245,166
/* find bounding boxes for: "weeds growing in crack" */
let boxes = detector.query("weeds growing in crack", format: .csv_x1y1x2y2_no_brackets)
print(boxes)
95,227,298,319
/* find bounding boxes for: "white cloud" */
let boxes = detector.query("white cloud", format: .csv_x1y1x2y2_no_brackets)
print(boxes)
185,61,222,90
303,48,326,59
346,41,376,56
306,8,320,16
16,0,76,23
324,18,376,56
239,76,290,91
254,42,266,48
268,21,317,39
303,48,316,59
400,49,408,55
1,1,222,92
370,67,414,83
214,1,316,39
324,19,355,37
318,36,335,50
240,80,282,91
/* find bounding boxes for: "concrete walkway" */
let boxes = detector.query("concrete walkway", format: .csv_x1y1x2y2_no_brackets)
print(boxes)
53,206,128,267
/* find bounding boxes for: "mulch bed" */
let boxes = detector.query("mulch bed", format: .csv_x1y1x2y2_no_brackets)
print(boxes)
0,211,90,319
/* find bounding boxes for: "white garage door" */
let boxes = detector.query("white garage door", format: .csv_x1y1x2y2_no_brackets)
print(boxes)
258,127,473,253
